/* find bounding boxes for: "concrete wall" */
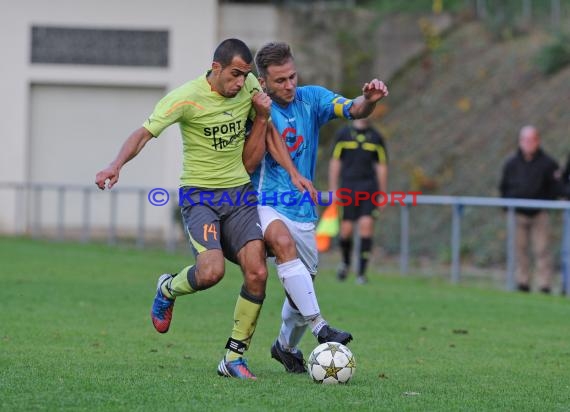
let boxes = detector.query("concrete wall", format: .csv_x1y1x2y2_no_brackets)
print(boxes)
0,0,218,235
218,3,281,51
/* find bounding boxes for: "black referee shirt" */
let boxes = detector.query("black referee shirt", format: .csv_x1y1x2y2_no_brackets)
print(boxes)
332,125,388,186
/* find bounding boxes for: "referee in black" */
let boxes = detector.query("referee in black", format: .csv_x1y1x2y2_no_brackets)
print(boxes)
328,118,388,284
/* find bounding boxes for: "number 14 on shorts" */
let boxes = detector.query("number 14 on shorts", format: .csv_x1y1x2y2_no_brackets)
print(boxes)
203,223,218,241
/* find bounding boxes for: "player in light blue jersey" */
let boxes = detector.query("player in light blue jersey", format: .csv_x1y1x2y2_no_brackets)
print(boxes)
247,42,389,373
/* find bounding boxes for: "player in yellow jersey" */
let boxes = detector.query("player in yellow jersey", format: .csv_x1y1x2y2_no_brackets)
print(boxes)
95,39,297,380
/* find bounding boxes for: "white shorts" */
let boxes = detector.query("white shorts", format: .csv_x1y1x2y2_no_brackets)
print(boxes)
257,205,318,274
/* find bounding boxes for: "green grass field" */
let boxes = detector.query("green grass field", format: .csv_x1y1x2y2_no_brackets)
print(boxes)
1,237,569,411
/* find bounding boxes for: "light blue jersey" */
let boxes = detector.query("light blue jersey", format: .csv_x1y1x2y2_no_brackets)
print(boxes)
250,86,353,223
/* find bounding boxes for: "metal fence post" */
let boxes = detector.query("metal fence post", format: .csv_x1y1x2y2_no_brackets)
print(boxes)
137,189,146,248
108,190,118,246
82,188,91,243
32,185,42,239
353,229,362,275
166,197,178,252
15,184,25,234
506,207,516,291
400,204,409,275
451,203,463,283
562,208,570,297
57,186,65,241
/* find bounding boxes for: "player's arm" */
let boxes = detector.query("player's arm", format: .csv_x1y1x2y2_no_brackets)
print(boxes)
243,92,272,174
95,127,154,190
375,162,388,194
266,126,317,200
349,79,389,119
96,86,185,190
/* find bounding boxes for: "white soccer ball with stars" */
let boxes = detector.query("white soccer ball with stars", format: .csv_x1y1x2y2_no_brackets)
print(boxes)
308,342,356,384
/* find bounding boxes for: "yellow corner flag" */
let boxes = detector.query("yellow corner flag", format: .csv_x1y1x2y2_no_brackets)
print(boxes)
315,204,339,252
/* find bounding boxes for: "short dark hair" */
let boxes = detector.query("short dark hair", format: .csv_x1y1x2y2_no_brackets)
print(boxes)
255,42,294,78
213,38,253,68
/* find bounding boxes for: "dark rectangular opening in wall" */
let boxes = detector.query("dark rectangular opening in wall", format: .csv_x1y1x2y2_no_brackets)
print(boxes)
31,26,169,67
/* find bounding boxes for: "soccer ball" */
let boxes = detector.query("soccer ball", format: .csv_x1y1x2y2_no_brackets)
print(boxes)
307,342,356,384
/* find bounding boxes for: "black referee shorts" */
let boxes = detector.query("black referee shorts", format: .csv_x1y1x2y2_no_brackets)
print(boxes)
340,181,379,221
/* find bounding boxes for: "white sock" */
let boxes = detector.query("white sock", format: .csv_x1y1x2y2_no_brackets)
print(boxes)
278,299,308,350
310,316,327,336
276,258,320,318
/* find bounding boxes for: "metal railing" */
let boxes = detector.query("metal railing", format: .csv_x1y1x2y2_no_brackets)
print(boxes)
0,182,181,250
1,182,568,295
399,195,570,296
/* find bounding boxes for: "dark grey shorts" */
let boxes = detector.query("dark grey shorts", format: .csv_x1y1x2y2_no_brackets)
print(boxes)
179,183,263,264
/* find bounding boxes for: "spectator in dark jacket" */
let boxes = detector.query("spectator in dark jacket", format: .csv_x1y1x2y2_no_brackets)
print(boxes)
562,154,570,198
499,126,560,294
